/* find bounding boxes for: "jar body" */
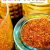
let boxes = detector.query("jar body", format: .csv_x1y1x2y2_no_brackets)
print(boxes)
0,15,14,50
9,3,22,18
0,2,14,50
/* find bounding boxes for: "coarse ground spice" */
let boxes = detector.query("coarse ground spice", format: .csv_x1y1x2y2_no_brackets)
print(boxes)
21,18,50,48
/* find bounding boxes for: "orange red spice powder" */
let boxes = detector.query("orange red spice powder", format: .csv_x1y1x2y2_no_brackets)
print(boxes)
21,18,50,48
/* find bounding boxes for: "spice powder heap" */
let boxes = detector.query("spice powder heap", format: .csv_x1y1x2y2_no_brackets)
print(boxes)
21,18,50,48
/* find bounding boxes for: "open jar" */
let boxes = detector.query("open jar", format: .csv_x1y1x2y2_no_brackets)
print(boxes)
14,13,50,50
0,2,14,50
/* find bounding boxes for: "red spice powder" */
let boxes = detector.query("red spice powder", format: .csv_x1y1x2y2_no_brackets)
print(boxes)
21,18,50,48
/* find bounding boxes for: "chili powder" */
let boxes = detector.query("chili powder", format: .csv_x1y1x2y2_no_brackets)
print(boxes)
21,18,50,48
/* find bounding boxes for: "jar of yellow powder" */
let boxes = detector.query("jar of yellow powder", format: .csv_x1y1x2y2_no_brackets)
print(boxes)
0,2,14,50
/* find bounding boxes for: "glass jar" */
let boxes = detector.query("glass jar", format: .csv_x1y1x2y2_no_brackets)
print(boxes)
14,13,50,50
9,3,22,18
0,2,14,50
8,3,23,27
